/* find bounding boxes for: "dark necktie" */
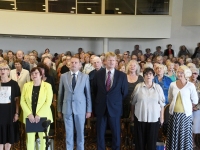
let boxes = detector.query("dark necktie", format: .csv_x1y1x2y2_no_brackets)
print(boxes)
72,73,76,90
106,71,111,91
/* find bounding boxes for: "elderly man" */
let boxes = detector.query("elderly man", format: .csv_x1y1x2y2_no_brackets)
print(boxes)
89,56,103,113
12,50,30,71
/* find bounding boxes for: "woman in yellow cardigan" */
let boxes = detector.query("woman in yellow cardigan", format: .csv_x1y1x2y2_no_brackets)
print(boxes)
20,67,53,150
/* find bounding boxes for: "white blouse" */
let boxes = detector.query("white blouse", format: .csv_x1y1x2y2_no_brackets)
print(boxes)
168,81,198,116
131,82,165,122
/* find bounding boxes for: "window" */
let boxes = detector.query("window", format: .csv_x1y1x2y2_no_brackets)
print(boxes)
105,0,135,15
137,0,169,15
0,0,15,10
77,0,101,14
16,0,45,12
48,0,76,13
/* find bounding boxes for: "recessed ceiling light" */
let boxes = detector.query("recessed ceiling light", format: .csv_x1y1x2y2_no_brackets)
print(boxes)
91,12,95,14
70,11,74,13
118,12,122,14
43,9,46,10
72,7,76,9
10,4,14,5
42,5,45,6
87,8,91,10
115,8,119,10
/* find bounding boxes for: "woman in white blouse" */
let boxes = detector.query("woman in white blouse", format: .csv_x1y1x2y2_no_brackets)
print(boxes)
166,65,198,150
131,67,165,150
10,59,30,92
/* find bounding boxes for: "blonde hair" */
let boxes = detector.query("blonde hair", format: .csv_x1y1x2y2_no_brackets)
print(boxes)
126,60,140,75
179,65,192,79
0,63,10,88
105,52,116,60
155,64,165,70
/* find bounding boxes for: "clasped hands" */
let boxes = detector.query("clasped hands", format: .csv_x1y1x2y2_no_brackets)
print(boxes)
28,114,40,123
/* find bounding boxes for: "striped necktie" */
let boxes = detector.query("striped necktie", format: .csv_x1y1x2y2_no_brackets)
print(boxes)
106,71,111,91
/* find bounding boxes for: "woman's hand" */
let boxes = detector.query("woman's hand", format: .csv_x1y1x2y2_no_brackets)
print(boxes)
13,114,19,122
28,114,35,123
35,115,40,123
160,117,164,125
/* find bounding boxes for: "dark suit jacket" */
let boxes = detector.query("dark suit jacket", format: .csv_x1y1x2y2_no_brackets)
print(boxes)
93,69,128,117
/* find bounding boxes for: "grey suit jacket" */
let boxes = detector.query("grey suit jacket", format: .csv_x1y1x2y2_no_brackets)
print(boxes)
57,71,92,115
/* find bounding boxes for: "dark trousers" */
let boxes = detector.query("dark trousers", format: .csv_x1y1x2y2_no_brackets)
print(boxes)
96,112,121,150
134,116,159,150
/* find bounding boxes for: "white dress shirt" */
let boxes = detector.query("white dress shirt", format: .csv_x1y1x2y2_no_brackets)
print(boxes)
70,71,79,82
105,68,115,87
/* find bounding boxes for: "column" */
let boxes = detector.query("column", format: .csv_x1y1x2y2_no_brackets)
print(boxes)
103,38,109,53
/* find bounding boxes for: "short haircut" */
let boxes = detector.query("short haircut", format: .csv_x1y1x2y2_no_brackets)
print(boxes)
37,63,49,76
7,50,14,55
179,65,192,78
30,67,42,76
105,52,116,60
174,61,181,66
14,59,23,65
143,67,155,76
155,64,165,70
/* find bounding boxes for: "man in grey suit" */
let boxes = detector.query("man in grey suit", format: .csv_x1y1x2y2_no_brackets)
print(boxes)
57,57,92,150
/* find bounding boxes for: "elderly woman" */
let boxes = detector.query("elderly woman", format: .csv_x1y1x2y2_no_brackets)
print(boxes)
0,63,20,150
153,64,172,104
20,67,53,150
189,68,200,147
122,60,143,118
10,59,30,92
166,65,198,150
166,62,176,82
131,67,165,150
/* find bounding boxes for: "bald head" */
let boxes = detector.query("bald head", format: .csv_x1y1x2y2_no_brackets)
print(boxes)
93,56,102,71
16,50,24,60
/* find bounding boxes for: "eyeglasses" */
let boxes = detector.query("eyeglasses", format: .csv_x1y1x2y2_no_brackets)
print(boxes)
144,72,153,76
0,68,9,71
192,73,198,75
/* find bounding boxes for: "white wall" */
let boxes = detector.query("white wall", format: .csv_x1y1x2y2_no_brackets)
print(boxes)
182,0,200,25
0,10,171,38
0,0,200,56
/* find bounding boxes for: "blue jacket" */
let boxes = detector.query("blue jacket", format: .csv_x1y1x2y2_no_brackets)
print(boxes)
153,75,172,104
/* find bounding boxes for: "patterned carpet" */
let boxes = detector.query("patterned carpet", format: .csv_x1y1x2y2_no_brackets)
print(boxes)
10,119,200,150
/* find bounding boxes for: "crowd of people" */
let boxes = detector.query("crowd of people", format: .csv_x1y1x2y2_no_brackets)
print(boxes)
0,43,199,150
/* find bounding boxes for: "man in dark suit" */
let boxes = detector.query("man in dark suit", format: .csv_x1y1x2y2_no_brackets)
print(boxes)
93,52,128,150
89,56,104,114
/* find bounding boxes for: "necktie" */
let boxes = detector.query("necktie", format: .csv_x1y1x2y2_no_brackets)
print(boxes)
106,71,111,91
72,73,76,90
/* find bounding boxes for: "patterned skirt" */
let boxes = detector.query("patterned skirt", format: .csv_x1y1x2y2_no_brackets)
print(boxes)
166,113,193,150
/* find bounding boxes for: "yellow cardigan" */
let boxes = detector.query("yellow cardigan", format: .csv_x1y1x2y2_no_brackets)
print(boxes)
20,81,53,124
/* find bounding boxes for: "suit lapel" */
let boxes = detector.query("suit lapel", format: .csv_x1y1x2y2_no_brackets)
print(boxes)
67,72,73,91
74,72,82,91
17,69,24,81
36,81,45,113
28,82,34,104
